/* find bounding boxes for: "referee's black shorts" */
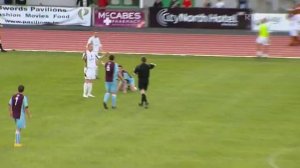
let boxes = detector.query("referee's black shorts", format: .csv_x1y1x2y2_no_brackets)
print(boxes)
138,79,149,91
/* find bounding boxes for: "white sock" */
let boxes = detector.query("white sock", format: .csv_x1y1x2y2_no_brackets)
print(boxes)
96,66,99,76
86,83,90,95
83,83,88,96
88,83,93,95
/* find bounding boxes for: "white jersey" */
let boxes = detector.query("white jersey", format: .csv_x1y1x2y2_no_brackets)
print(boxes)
289,14,300,29
83,50,97,69
87,36,102,53
215,2,225,8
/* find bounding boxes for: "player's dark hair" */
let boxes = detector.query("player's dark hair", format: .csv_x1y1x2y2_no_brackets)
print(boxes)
141,56,147,63
18,85,24,93
109,55,115,61
118,65,122,67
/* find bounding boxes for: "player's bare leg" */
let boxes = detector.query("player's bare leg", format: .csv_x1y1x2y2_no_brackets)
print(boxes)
291,37,296,46
95,66,99,79
262,45,269,57
139,89,148,108
122,81,128,93
297,36,300,44
130,85,137,92
256,44,262,57
289,36,298,46
118,82,122,92
87,80,95,98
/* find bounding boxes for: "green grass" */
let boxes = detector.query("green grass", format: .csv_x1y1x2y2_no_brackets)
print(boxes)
0,51,300,168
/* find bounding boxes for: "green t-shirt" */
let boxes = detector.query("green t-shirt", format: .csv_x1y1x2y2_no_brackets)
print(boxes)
259,23,269,38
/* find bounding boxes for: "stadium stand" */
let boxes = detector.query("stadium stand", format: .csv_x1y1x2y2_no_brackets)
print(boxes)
143,0,299,13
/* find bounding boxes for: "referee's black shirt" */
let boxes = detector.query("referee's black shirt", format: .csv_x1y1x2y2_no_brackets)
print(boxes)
134,63,155,80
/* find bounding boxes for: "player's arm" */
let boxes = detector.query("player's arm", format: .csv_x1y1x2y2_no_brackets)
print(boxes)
86,37,92,48
149,63,156,69
102,52,110,58
99,61,105,66
82,52,87,60
25,107,31,119
82,52,87,67
8,98,13,118
113,64,120,81
99,39,103,50
23,97,31,119
8,104,13,118
83,56,88,74
97,51,108,61
118,72,124,81
99,52,110,66
134,66,139,75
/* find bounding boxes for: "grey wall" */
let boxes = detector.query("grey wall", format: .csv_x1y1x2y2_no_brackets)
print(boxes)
143,0,155,8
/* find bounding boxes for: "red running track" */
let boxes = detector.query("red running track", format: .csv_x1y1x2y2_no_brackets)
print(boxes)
1,28,300,58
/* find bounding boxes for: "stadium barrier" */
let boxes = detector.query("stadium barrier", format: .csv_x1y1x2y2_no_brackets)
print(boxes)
148,7,252,29
0,4,290,32
0,5,92,26
93,8,145,28
251,13,289,32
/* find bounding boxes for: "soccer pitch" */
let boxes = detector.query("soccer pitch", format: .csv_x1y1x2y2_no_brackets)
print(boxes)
0,51,300,168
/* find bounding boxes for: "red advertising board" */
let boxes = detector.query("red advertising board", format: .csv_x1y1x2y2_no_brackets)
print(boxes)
94,8,145,28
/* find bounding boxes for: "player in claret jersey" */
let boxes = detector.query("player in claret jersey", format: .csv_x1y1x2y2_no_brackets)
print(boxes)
8,85,31,147
103,54,119,109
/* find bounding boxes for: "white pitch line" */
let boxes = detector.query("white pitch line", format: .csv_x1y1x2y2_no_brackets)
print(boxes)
267,151,282,168
5,48,300,59
267,148,296,168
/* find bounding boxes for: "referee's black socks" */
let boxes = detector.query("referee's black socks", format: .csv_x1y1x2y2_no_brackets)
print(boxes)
141,93,148,104
0,44,6,52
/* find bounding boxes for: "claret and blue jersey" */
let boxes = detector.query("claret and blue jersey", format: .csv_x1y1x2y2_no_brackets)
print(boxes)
9,93,28,129
105,61,119,93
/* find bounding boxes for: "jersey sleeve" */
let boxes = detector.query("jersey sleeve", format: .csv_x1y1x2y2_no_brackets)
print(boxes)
8,97,12,106
23,96,29,108
134,66,139,74
96,53,102,59
114,63,119,81
99,39,103,48
149,63,156,69
87,37,92,45
82,52,87,59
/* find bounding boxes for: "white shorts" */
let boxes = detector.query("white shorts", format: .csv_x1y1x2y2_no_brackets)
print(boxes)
256,37,269,45
289,29,298,36
85,67,96,80
93,48,101,54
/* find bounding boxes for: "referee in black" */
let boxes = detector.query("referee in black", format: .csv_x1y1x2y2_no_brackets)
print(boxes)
134,56,156,109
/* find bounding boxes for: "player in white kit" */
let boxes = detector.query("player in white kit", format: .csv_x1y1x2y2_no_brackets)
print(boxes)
87,32,102,79
82,43,98,98
288,12,300,46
